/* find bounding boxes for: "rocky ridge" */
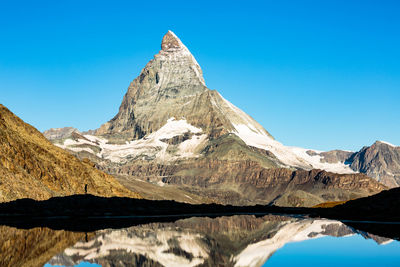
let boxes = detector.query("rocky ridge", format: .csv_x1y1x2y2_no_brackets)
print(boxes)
308,141,400,187
348,141,400,187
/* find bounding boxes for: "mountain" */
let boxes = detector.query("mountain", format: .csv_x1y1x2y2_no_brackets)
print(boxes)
310,141,400,188
45,31,386,206
348,141,400,187
0,104,140,202
70,31,359,173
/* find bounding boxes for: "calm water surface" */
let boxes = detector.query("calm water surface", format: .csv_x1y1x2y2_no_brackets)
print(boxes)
1,214,398,267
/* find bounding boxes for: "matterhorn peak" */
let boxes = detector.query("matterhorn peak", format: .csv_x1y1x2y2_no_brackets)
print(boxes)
161,30,185,51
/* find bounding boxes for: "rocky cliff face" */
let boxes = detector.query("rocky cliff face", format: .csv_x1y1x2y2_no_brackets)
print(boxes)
0,104,140,202
314,142,400,188
97,30,226,140
103,159,385,207
348,141,400,187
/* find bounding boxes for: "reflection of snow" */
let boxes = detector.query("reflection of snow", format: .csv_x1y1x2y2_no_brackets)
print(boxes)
47,217,359,267
63,229,208,267
234,219,351,267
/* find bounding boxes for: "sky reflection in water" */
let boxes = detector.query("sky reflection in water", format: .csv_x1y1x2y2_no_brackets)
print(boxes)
265,235,400,267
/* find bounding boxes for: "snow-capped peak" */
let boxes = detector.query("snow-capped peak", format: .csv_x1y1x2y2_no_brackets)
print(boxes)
158,30,206,86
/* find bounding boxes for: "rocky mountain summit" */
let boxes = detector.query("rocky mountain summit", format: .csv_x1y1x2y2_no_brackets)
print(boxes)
309,141,400,188
348,141,400,187
0,104,140,202
45,31,389,206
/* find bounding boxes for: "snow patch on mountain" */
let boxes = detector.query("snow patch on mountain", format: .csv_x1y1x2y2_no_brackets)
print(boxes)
377,140,398,147
232,122,355,173
212,93,353,173
149,117,202,139
56,118,207,163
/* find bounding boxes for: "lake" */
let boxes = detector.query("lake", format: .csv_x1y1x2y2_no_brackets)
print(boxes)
1,214,398,266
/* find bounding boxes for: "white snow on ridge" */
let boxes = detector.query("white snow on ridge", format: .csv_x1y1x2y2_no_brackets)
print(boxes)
57,118,207,163
215,94,354,173
378,140,398,147
231,122,355,174
218,92,271,137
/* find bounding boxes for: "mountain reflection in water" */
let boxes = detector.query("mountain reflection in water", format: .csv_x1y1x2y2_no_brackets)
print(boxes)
0,215,398,267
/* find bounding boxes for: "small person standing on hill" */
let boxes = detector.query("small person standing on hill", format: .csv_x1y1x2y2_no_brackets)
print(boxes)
84,184,88,194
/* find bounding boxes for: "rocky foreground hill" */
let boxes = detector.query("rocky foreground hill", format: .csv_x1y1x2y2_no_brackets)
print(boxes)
43,31,389,207
0,104,140,202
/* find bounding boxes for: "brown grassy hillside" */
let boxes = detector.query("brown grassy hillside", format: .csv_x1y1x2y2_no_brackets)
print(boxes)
0,104,140,202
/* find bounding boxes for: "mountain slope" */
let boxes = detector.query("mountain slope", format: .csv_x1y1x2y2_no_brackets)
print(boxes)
109,159,384,207
0,104,140,202
311,141,400,188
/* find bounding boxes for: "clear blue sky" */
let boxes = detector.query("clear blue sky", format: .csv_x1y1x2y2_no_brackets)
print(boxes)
1,0,399,151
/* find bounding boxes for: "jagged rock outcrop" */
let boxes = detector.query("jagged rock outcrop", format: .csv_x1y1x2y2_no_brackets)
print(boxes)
0,104,140,202
348,141,400,187
308,142,400,188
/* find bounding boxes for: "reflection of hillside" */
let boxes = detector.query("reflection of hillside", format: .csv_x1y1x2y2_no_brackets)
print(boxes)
0,226,87,267
47,215,358,267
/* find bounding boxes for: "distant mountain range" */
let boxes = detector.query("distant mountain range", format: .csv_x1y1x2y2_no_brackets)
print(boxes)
41,31,395,207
